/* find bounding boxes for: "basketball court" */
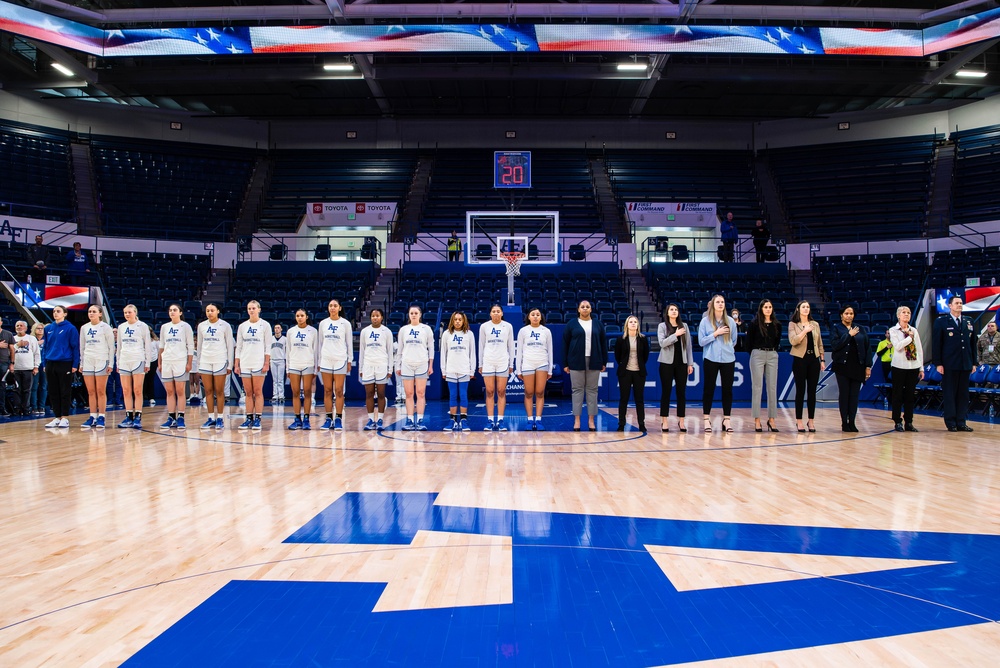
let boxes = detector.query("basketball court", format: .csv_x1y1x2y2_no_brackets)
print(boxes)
0,401,997,666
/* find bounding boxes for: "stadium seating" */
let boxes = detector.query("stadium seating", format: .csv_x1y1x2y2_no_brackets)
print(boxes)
951,123,1000,226
91,137,254,241
260,150,418,231
766,135,939,242
0,123,74,221
605,149,763,227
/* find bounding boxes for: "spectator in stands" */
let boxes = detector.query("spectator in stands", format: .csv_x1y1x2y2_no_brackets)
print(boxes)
889,305,923,433
563,300,607,432
746,299,781,433
447,231,463,262
720,212,738,262
65,242,91,276
699,294,737,432
730,308,748,352
978,321,1000,366
614,315,648,433
875,330,893,382
788,300,825,432
657,303,692,433
30,322,47,415
25,235,49,266
750,219,771,263
932,295,977,432
0,315,16,417
830,305,871,433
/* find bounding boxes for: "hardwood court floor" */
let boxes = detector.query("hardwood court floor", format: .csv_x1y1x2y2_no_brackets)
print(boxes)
0,403,998,667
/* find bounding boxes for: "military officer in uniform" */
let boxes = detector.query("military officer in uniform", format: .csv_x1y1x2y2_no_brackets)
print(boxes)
932,295,978,432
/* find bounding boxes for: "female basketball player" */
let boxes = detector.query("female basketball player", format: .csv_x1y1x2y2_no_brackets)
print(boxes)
318,299,353,432
197,303,235,430
478,304,515,431
395,305,434,431
235,300,273,432
116,304,151,429
159,304,194,430
285,308,319,431
358,308,393,431
79,304,115,429
516,308,553,431
440,311,476,432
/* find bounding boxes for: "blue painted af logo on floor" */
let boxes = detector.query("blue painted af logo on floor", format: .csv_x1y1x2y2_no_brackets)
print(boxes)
126,493,1000,666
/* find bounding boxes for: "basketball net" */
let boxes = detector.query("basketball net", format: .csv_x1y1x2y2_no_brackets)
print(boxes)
500,251,524,306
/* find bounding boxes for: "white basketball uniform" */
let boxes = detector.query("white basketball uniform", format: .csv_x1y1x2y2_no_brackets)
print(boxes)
358,325,394,385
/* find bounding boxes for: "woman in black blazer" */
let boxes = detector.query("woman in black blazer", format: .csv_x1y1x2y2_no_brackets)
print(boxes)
562,300,608,431
614,315,649,432
830,304,872,432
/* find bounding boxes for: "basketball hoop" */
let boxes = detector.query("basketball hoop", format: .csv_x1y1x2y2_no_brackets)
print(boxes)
500,251,525,306
500,251,525,277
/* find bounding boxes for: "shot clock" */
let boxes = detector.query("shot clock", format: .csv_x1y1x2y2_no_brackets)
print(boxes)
494,151,532,189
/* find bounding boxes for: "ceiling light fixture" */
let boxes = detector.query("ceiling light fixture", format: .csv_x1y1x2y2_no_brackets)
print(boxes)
955,69,988,78
52,62,74,76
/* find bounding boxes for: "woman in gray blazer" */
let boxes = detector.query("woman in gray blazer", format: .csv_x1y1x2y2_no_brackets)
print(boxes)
656,303,693,432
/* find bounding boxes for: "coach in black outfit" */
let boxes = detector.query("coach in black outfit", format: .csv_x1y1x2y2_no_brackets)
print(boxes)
932,295,977,432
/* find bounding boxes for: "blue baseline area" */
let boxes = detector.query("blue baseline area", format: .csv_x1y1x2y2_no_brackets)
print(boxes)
125,492,1000,667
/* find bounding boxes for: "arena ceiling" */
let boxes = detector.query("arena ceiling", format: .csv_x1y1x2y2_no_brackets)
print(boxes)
1,0,999,120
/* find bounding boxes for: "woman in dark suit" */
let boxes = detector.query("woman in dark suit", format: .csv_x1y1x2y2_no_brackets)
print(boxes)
830,304,871,432
562,300,608,432
614,315,649,432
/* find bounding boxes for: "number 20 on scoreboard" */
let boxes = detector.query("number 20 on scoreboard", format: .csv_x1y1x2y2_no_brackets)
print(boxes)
494,151,532,189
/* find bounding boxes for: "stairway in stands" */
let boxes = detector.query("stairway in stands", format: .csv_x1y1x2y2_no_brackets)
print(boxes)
70,141,101,235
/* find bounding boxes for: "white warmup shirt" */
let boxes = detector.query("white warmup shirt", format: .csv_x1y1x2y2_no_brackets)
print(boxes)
517,325,554,374
478,320,515,370
396,323,435,374
358,325,394,382
235,319,274,372
197,319,235,371
160,321,195,362
440,328,477,381
284,325,319,373
318,317,354,372
117,320,151,370
80,321,116,367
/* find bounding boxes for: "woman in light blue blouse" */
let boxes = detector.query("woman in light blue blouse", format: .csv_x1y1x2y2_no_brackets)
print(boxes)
698,294,737,433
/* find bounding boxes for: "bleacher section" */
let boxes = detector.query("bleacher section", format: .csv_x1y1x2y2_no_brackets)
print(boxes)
91,138,254,241
605,149,762,227
0,124,73,221
386,262,630,333
260,150,418,231
647,265,797,348
813,253,926,333
419,150,601,232
951,124,1000,225
928,246,1000,284
223,261,379,330
101,251,213,326
767,135,939,242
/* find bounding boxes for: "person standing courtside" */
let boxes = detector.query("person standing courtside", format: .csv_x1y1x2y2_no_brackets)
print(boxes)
932,295,977,432
830,305,871,433
563,300,607,432
614,315,649,433
656,304,693,433
746,299,781,432
889,305,923,433
270,323,286,406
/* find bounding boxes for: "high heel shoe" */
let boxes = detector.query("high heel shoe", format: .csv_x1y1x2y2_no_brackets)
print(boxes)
722,417,734,433
767,421,779,433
